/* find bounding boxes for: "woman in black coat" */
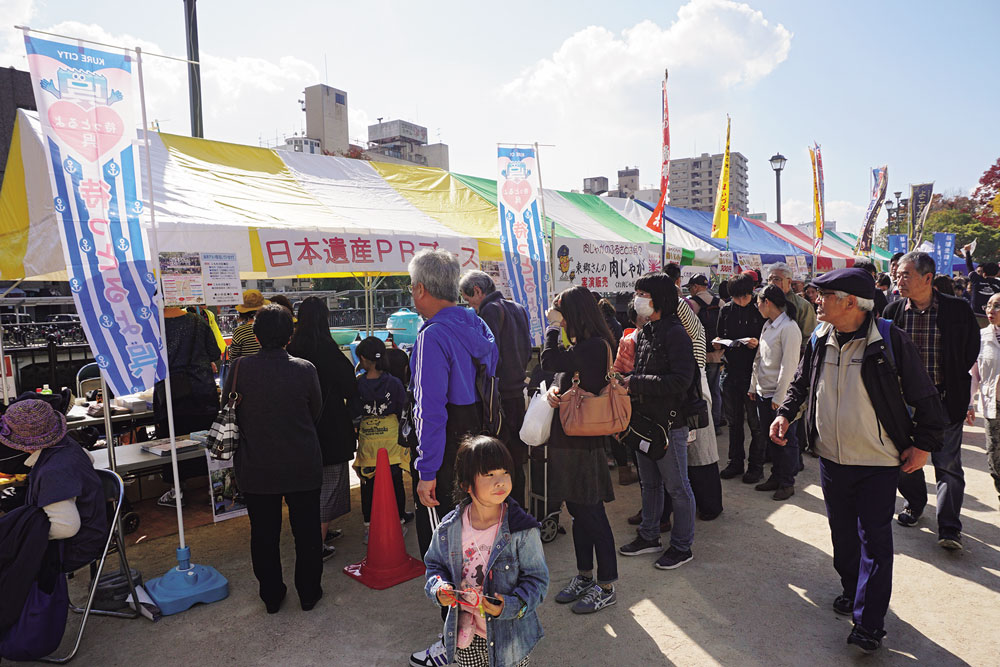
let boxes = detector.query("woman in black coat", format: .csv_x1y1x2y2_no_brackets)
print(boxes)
222,305,323,613
542,286,620,614
286,297,359,552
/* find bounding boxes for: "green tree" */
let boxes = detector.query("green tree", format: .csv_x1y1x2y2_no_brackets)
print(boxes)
923,208,1000,261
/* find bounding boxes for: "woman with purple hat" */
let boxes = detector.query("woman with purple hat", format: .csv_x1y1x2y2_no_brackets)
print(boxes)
0,399,106,572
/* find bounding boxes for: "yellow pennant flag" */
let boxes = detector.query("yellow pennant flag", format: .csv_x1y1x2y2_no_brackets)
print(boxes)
710,117,731,239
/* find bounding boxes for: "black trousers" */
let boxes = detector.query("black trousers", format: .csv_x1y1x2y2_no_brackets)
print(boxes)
565,501,618,584
820,459,897,632
243,489,322,606
661,462,723,519
501,396,528,508
359,464,406,523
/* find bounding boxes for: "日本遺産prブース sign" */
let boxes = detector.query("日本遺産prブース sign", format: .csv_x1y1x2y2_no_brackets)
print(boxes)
497,146,549,345
255,230,479,277
554,240,652,293
24,33,165,397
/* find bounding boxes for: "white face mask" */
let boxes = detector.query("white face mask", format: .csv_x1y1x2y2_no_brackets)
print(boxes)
634,296,654,318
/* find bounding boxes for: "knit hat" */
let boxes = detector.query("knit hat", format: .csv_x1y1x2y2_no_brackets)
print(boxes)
0,399,68,452
235,289,270,313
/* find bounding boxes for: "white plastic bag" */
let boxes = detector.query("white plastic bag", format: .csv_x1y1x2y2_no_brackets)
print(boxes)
519,381,554,447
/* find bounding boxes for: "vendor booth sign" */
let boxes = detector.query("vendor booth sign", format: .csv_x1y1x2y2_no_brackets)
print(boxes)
717,252,735,278
735,253,763,275
256,230,479,277
24,33,165,397
554,240,651,293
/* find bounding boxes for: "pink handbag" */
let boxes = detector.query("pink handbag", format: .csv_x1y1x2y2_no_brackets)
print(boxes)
558,342,631,437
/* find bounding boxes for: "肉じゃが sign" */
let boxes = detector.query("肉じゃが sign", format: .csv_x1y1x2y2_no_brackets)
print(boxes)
24,33,164,396
497,146,549,345
554,240,652,293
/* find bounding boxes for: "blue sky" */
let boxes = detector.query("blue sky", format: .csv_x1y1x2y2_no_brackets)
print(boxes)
3,0,997,233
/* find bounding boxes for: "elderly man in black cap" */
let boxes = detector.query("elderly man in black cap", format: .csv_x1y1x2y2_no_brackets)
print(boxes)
769,268,945,653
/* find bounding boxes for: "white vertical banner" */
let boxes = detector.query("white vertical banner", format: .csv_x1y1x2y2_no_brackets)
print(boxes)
24,32,164,396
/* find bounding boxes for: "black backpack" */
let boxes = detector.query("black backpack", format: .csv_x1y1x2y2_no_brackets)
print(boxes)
475,359,504,439
695,294,722,342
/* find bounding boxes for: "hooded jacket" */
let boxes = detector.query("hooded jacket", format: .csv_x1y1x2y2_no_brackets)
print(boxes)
411,306,499,481
424,498,548,667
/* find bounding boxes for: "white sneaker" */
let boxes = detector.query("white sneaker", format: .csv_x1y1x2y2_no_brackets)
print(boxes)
157,488,185,507
409,638,448,667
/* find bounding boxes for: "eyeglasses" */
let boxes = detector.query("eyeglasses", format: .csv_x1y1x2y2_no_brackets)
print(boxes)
816,290,840,300
766,275,783,284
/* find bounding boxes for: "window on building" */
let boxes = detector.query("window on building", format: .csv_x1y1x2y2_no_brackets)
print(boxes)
294,144,302,152
335,92,346,105
693,161,701,168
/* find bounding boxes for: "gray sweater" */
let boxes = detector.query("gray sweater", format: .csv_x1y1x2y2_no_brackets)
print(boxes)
223,348,323,494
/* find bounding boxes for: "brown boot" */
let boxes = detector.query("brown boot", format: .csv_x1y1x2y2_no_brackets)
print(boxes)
618,464,639,486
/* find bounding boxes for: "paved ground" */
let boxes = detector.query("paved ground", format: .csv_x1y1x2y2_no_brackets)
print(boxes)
38,421,1000,666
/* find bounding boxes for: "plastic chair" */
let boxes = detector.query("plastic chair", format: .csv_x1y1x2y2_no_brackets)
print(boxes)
75,363,101,398
41,469,139,663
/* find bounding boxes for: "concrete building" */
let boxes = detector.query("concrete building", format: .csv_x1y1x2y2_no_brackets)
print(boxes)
618,167,639,197
366,119,449,170
668,152,749,215
0,68,36,189
583,176,608,195
304,84,349,155
275,135,321,154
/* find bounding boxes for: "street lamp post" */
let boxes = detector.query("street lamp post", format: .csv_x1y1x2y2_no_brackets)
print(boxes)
885,200,896,234
769,153,787,224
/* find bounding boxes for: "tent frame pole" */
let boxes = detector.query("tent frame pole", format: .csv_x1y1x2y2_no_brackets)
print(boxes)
0,279,22,406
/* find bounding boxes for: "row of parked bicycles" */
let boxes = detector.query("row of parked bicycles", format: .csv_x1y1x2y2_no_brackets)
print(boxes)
0,317,88,348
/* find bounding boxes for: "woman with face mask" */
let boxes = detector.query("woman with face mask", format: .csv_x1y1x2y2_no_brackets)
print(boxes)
540,286,620,615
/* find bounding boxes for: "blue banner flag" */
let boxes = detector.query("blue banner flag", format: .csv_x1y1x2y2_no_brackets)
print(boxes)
24,33,165,396
933,232,956,276
888,234,909,256
497,147,549,345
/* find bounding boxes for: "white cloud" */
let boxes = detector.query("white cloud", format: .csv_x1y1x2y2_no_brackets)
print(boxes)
3,12,319,143
492,0,792,191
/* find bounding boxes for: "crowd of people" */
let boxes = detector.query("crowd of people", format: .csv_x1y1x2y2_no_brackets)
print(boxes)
3,244,999,663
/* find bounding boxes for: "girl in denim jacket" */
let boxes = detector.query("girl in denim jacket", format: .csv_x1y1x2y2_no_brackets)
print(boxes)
424,436,549,667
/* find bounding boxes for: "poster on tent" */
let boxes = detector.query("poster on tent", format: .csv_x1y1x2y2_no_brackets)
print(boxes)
783,255,804,279
256,230,479,277
481,261,514,300
159,252,241,306
665,246,683,266
497,146,549,345
717,252,734,278
795,254,809,277
933,233,956,276
554,239,650,293
205,451,247,523
23,33,165,397
736,253,763,275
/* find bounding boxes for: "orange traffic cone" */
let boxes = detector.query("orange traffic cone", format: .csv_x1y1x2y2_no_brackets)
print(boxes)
343,447,425,589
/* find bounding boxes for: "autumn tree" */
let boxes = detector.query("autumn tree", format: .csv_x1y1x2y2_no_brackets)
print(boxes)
973,157,1000,227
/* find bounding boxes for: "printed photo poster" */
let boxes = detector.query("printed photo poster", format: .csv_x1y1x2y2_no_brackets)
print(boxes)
717,252,735,278
24,33,165,398
555,239,650,293
735,253,763,275
159,252,241,306
206,451,247,523
785,255,806,279
481,260,514,300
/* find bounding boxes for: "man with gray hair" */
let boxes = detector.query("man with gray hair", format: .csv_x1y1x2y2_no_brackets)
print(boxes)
408,251,499,667
883,251,979,551
770,268,945,653
460,270,532,505
766,262,817,348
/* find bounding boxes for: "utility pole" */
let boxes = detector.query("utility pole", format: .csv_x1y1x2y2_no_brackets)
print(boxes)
183,0,204,137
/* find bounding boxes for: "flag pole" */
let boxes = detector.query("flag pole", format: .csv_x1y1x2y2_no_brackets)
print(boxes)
138,46,229,614
535,142,554,295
